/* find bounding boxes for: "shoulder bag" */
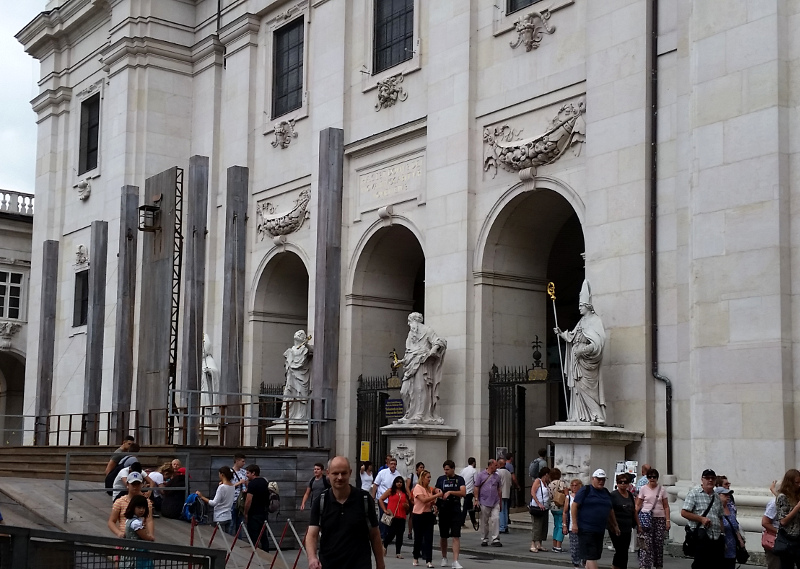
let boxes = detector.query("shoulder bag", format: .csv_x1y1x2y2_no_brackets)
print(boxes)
381,494,401,526
529,481,548,518
682,493,715,558
762,530,776,551
773,527,800,556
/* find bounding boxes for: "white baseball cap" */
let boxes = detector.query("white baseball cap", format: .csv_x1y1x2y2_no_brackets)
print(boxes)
127,471,144,484
592,469,607,479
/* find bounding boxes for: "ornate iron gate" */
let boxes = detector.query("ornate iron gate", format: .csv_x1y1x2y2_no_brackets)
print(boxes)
488,365,533,470
356,374,394,468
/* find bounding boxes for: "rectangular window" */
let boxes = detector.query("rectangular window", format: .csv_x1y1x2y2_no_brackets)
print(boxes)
373,0,414,74
78,94,100,175
507,0,540,14
0,271,23,320
73,270,89,327
272,17,305,119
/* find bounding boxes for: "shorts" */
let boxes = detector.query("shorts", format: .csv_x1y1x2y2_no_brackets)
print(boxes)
437,506,462,539
578,531,604,560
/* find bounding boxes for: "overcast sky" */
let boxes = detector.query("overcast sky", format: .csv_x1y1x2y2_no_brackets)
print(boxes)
0,2,45,194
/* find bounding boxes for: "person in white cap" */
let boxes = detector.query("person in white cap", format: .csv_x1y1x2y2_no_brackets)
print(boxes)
108,471,155,539
570,469,620,569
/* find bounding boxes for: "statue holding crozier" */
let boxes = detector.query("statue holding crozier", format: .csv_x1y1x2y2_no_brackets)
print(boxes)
553,279,607,424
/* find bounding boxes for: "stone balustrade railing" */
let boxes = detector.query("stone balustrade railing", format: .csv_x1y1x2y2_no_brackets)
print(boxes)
0,191,34,216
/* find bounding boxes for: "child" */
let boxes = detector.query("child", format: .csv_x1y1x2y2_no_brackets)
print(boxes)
122,494,155,569
196,466,235,534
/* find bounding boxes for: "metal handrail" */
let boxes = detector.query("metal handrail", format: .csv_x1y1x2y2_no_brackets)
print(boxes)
0,410,139,446
63,451,190,523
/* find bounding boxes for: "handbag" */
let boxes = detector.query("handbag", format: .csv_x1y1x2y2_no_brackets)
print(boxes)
682,494,715,558
380,494,402,526
639,510,653,530
773,527,798,556
529,504,548,518
735,541,750,564
762,530,776,551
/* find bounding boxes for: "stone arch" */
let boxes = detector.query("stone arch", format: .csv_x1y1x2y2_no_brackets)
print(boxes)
250,250,310,390
0,350,25,446
474,179,585,478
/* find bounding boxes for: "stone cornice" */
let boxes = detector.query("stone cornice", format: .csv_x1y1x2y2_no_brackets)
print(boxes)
191,34,225,75
473,271,548,292
31,86,73,118
218,13,260,52
100,36,194,77
16,0,109,60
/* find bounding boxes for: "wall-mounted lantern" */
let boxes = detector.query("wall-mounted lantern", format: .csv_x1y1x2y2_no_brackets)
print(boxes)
138,204,161,232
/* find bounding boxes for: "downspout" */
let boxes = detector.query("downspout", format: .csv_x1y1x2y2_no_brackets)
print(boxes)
649,0,673,475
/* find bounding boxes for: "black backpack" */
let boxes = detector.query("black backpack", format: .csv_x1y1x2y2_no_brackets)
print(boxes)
105,456,136,496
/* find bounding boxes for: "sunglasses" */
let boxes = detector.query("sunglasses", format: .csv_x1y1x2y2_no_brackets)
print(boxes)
647,475,658,479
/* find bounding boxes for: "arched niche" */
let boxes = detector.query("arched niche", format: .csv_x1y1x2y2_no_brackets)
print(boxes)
0,351,25,446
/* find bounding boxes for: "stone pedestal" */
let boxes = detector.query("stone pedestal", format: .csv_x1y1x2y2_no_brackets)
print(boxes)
266,423,311,447
380,423,459,480
537,422,643,485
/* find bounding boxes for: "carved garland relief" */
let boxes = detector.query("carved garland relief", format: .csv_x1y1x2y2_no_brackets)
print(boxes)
483,100,586,180
375,74,408,111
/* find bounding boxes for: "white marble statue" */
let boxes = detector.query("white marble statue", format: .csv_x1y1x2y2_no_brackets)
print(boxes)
201,333,220,415
554,280,607,423
396,312,447,424
281,330,313,422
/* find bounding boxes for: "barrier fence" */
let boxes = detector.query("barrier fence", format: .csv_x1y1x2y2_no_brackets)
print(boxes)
0,525,225,569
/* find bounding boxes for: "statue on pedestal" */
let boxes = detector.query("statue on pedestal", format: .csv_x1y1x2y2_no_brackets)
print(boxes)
201,333,220,416
281,330,313,422
554,280,607,423
395,312,447,424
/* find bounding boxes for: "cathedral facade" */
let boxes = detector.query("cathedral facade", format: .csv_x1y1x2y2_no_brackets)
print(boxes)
16,0,800,496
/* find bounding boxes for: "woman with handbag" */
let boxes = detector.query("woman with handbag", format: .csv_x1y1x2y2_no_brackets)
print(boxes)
412,470,441,568
530,466,552,552
548,468,568,553
775,468,800,569
718,486,746,568
379,475,411,559
609,472,638,569
635,468,670,569
764,493,781,569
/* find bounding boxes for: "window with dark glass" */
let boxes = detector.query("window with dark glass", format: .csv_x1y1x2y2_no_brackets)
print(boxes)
507,0,540,14
373,0,414,74
272,17,305,118
0,271,23,320
78,94,100,174
73,270,89,327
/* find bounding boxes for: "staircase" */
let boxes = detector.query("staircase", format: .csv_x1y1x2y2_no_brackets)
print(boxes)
0,445,181,482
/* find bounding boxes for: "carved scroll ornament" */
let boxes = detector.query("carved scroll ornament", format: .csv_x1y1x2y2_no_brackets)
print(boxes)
510,9,556,52
271,119,298,149
0,322,21,350
483,100,586,179
375,74,408,111
256,188,311,242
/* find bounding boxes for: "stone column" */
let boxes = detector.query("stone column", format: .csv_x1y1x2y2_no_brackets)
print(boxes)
220,165,248,445
111,186,139,443
34,240,59,446
311,128,344,449
83,220,108,445
179,156,210,445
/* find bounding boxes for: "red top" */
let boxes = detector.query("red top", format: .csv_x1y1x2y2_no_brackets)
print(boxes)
385,492,409,519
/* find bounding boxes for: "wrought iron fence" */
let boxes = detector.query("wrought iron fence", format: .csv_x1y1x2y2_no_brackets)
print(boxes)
0,525,224,569
0,410,139,447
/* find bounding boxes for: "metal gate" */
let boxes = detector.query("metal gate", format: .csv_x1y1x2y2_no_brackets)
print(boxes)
488,364,534,469
356,374,396,468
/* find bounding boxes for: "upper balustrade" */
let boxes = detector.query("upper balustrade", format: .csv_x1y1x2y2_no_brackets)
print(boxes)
0,191,34,217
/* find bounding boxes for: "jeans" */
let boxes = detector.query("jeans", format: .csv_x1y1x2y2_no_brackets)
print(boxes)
230,503,242,536
461,494,477,527
413,512,435,563
500,498,510,531
383,517,407,555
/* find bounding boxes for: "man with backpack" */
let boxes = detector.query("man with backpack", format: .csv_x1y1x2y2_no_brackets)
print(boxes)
301,462,330,510
104,436,136,476
306,456,384,569
529,448,547,482
104,443,140,498
244,464,270,552
230,453,247,534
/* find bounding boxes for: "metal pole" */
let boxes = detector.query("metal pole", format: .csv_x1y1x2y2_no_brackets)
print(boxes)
63,452,71,523
547,282,570,418
241,521,267,569
266,521,290,569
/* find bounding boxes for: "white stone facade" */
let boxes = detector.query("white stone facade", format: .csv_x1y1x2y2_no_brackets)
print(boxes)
16,0,800,496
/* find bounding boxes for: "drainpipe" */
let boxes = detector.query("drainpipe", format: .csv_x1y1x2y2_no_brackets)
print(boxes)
649,0,673,475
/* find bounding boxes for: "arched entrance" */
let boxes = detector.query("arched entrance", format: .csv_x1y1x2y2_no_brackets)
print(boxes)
350,224,425,466
251,252,310,390
478,186,584,491
0,351,25,446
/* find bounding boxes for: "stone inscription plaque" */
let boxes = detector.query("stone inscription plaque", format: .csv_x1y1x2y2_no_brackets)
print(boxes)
356,153,425,217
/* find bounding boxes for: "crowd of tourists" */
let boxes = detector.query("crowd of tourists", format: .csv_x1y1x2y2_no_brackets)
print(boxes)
102,438,800,569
